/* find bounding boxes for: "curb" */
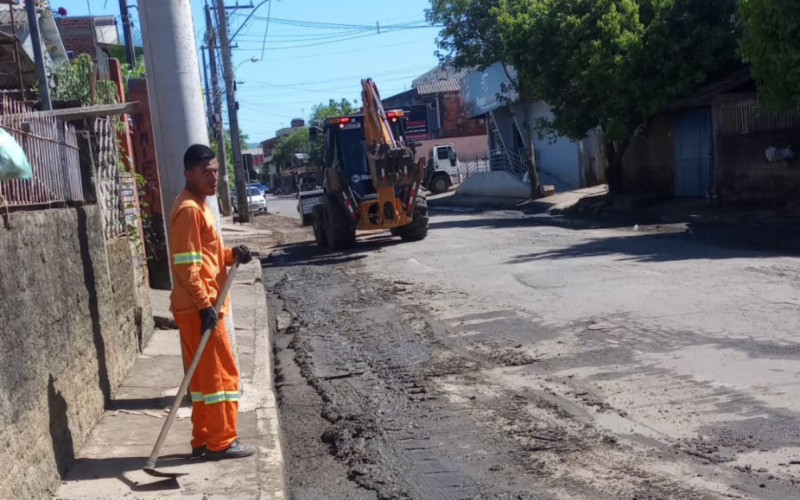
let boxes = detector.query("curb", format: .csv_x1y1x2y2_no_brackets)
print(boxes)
242,262,287,499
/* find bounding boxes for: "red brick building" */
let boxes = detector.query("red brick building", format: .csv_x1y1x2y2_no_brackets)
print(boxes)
382,80,486,141
55,15,119,59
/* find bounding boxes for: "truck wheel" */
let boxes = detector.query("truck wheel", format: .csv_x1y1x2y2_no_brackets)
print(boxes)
312,205,327,246
392,195,429,242
429,175,449,195
323,194,356,250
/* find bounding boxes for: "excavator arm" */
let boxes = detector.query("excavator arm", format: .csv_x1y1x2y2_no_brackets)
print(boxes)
361,78,422,189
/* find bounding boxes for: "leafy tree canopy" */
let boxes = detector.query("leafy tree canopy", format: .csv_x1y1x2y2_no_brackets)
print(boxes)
495,0,740,143
209,128,249,182
739,0,800,111
427,0,507,71
310,98,359,124
52,54,118,105
272,128,310,167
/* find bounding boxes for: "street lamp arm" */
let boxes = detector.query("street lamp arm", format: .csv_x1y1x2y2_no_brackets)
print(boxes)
230,0,271,43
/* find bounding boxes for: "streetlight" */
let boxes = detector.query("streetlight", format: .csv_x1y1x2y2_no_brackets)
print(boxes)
235,56,261,71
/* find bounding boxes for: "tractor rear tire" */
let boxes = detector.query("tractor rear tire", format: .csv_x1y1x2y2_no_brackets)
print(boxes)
323,194,356,250
392,195,429,242
312,205,327,246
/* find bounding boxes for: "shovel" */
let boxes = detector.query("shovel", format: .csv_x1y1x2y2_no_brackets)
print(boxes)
143,258,241,478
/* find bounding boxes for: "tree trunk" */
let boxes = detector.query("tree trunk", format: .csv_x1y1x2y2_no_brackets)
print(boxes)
500,63,540,198
604,138,630,194
519,104,540,197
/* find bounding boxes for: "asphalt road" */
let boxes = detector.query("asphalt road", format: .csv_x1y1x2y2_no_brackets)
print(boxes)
259,208,800,499
266,194,301,220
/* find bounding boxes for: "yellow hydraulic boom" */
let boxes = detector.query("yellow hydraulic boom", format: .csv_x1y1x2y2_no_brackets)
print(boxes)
356,78,424,230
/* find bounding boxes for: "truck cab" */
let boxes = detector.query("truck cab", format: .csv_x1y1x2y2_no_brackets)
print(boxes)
426,144,461,194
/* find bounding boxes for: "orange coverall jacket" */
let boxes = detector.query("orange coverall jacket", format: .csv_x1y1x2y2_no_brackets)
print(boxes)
169,190,234,314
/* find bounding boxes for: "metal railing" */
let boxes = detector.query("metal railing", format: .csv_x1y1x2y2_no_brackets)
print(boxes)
0,96,83,208
716,95,800,135
458,148,529,180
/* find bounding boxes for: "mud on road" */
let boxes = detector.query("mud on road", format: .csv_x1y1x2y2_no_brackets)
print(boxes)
257,213,800,500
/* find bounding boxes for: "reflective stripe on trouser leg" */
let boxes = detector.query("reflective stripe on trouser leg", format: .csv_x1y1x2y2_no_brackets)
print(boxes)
175,310,240,452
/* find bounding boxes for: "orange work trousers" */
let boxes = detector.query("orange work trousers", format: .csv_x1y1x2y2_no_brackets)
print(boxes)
174,310,240,452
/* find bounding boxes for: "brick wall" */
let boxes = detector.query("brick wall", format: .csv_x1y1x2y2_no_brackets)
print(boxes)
713,93,800,204
621,112,674,195
716,129,800,204
440,91,486,138
55,17,97,57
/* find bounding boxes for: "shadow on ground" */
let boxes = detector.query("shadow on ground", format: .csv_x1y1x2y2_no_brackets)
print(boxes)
65,454,196,491
262,234,403,268
506,231,789,264
429,210,800,259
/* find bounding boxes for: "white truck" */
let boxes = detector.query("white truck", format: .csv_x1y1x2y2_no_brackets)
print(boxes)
296,168,324,226
425,144,462,194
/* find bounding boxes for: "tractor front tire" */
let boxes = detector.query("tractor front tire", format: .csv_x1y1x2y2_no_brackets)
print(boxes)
392,195,429,242
323,194,356,250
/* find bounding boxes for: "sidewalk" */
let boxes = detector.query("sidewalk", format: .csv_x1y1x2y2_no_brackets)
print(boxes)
54,262,285,500
427,185,610,214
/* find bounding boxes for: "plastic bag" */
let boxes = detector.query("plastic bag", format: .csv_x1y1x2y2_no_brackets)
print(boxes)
0,127,32,181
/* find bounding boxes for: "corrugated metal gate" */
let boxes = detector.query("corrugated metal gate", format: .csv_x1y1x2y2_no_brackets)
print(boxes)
674,108,714,198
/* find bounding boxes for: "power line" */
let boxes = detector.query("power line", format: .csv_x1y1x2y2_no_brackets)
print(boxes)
259,0,272,60
250,16,437,31
238,74,429,95
236,32,386,52
235,29,367,43
241,64,433,87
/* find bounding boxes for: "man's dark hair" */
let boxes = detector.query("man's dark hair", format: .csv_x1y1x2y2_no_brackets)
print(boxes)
183,144,216,170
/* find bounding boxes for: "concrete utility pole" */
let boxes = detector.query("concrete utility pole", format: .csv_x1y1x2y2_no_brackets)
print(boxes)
215,0,250,221
118,0,137,66
204,6,232,216
25,0,51,110
139,0,238,364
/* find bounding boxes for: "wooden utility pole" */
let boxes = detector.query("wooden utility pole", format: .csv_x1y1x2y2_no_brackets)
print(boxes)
204,5,232,216
214,0,249,221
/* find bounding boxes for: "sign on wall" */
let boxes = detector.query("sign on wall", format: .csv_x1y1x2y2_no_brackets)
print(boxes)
405,106,430,140
460,63,518,118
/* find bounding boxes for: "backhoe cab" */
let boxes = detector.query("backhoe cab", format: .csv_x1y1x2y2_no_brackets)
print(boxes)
311,78,429,250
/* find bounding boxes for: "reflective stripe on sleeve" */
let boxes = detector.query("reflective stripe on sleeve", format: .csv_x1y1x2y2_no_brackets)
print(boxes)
173,252,203,265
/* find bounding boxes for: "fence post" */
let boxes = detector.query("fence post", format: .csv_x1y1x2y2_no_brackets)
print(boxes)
58,122,72,203
78,123,98,204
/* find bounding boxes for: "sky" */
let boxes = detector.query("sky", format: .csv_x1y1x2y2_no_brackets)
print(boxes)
56,0,442,144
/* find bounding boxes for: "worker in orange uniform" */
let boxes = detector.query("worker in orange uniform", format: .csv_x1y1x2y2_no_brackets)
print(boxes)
169,144,255,461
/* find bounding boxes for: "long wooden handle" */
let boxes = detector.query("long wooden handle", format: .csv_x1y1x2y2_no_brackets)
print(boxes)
144,260,241,471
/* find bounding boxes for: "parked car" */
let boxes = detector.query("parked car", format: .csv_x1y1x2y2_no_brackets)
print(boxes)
233,186,268,214
250,183,267,196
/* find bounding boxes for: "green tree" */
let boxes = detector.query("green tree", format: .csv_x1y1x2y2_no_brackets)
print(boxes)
495,0,739,191
272,128,310,168
121,61,146,97
739,0,800,111
209,128,249,184
310,98,359,124
304,98,359,166
428,0,542,193
52,54,118,105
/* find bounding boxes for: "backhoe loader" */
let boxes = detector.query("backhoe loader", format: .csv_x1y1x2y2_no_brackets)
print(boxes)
310,78,429,250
